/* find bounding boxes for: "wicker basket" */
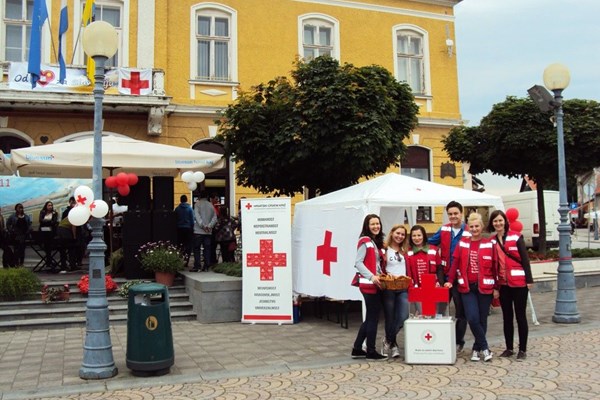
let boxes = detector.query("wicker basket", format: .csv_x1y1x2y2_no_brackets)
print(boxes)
378,274,412,291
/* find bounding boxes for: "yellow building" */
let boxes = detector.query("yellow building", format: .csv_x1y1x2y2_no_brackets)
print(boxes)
0,0,463,224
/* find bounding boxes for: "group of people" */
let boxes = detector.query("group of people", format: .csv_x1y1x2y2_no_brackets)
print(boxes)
351,201,534,363
174,192,239,271
0,198,88,272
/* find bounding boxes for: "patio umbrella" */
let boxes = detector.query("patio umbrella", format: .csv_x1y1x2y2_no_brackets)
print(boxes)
584,211,600,219
0,153,12,175
9,135,224,178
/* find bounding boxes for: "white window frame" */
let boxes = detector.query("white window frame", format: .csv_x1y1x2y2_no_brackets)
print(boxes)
190,3,237,83
72,0,129,67
298,13,339,61
393,24,431,97
1,0,50,63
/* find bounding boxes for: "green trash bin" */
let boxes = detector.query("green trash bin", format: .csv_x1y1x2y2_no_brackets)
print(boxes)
126,283,174,376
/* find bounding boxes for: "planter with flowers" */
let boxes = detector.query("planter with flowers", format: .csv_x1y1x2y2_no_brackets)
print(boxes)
77,274,118,295
42,284,70,303
136,241,185,287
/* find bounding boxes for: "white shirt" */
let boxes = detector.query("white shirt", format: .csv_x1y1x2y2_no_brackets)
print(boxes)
385,247,407,276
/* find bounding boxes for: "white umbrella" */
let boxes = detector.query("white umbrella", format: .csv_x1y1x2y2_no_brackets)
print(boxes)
9,135,224,178
584,211,600,219
0,153,13,175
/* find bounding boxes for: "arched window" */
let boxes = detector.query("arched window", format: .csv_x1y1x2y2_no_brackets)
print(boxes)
393,25,430,96
298,14,339,61
401,146,432,222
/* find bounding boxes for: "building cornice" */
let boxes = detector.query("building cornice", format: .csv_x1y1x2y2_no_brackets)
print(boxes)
293,0,458,21
417,117,463,128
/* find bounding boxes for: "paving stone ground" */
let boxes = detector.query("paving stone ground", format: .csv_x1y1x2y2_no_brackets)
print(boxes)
1,285,598,400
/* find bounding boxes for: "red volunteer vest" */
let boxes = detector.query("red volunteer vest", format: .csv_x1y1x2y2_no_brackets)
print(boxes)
356,236,383,294
450,238,496,294
406,244,439,287
494,231,527,287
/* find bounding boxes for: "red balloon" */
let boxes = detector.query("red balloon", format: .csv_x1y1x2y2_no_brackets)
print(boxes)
117,184,130,196
511,220,523,232
506,208,519,222
116,172,129,186
127,173,139,186
105,176,118,188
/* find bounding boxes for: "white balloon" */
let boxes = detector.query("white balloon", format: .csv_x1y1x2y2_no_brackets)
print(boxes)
192,171,205,183
90,199,109,218
181,171,194,183
187,181,198,191
73,185,94,207
68,205,91,226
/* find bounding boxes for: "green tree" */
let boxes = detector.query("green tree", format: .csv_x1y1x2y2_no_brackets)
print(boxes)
443,96,600,253
216,57,418,197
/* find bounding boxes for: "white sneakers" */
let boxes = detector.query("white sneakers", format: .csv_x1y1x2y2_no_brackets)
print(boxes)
382,339,390,357
391,345,401,358
471,349,493,362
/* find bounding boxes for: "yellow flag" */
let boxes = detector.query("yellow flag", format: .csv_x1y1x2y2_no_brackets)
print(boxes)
82,0,96,85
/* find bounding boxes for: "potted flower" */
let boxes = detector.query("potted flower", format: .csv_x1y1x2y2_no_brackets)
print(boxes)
42,284,70,303
136,241,185,286
77,274,118,295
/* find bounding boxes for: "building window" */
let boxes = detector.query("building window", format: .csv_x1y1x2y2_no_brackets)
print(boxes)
195,9,231,81
401,146,432,222
394,25,430,96
3,0,33,62
298,14,339,61
74,0,127,67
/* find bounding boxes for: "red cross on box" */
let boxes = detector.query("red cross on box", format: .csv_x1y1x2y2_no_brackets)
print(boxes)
121,71,150,95
246,239,287,281
408,273,448,317
316,230,337,276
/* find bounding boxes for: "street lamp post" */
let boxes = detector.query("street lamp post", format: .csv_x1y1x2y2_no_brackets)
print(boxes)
79,21,119,379
543,63,581,324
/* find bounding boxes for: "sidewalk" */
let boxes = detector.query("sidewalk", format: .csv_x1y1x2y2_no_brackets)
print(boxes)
1,285,599,399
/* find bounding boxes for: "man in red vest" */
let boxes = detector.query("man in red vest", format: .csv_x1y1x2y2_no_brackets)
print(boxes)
428,200,469,353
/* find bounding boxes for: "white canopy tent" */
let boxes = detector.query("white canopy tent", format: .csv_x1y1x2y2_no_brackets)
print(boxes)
9,135,224,178
292,173,504,301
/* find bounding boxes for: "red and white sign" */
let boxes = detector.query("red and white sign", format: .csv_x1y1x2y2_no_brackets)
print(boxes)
241,198,292,324
118,68,152,95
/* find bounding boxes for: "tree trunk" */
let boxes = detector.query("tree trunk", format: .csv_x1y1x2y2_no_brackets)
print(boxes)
536,185,548,255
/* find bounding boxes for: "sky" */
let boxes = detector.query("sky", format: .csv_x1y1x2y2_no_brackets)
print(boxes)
453,0,600,195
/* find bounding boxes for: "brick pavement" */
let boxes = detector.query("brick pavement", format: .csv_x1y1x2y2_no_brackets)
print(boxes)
1,286,599,400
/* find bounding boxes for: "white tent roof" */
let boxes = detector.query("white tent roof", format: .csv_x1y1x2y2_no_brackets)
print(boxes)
296,173,504,210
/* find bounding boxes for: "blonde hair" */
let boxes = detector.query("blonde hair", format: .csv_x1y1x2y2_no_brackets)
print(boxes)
467,212,483,225
385,224,409,254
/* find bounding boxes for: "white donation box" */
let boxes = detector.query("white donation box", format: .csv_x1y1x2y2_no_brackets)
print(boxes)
404,317,456,364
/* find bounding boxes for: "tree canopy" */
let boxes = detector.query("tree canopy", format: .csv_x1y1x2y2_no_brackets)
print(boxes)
443,95,600,252
216,57,419,196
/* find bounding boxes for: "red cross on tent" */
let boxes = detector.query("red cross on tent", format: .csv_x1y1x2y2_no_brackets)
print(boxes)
246,239,287,280
118,69,151,95
408,273,449,317
316,230,337,276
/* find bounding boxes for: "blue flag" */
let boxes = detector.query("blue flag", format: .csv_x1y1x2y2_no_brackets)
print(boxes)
58,0,69,84
27,0,49,89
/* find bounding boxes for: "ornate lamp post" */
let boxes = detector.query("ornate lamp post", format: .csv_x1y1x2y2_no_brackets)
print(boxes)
79,21,119,379
543,63,581,324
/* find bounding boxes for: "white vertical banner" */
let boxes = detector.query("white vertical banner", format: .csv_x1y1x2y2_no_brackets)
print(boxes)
241,198,293,324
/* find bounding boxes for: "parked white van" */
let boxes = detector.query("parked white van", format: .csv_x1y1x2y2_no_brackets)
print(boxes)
501,190,560,249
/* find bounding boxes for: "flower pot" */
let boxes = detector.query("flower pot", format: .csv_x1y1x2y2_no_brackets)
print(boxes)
155,271,175,287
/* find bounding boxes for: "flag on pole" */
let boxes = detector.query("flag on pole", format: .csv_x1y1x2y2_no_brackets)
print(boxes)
28,0,49,88
82,0,96,84
58,0,69,84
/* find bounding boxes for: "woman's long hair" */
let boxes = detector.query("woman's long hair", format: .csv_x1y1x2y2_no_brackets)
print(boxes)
385,224,409,254
360,214,384,249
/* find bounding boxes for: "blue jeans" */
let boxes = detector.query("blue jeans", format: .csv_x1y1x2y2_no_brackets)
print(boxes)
353,291,382,353
193,234,212,269
462,284,493,352
382,289,409,346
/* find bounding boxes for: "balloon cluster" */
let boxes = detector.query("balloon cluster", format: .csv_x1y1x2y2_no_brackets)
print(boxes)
506,207,523,232
181,171,205,191
104,172,139,196
68,185,109,226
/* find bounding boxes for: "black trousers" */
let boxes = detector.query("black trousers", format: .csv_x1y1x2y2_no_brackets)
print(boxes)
499,285,529,352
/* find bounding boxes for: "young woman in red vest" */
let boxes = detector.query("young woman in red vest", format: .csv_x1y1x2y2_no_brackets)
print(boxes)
381,224,409,358
487,210,534,360
446,213,498,362
405,225,441,315
351,214,387,361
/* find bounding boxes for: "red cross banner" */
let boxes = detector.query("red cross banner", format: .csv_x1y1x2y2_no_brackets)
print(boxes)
118,68,152,96
241,198,293,324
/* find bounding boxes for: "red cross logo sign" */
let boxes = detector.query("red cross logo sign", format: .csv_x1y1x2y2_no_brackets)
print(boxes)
316,230,337,276
422,330,435,343
245,202,253,211
120,70,151,95
246,239,287,280
408,273,449,317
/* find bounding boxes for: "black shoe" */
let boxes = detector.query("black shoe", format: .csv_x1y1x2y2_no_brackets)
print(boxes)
499,349,514,357
516,351,527,360
351,348,367,358
191,268,200,272
366,351,386,361
456,343,464,353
